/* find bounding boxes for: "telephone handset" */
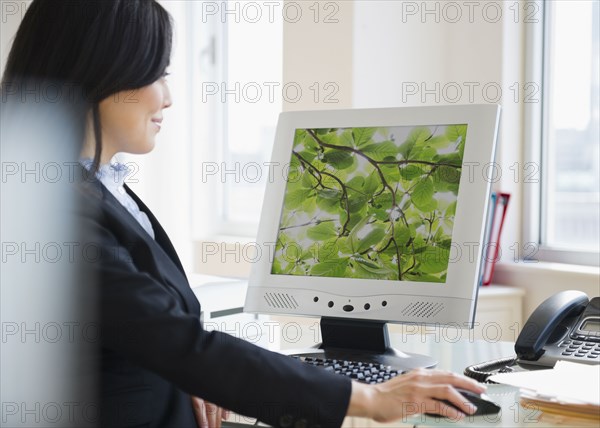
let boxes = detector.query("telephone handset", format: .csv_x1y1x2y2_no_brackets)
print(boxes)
465,291,600,382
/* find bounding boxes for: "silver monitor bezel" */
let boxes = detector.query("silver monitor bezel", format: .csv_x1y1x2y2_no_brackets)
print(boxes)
245,105,501,327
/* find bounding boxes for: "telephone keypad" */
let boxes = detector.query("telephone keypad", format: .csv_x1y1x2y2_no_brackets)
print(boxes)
560,340,600,358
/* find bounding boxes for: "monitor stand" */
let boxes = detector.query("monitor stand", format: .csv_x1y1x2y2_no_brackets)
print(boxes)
290,317,437,372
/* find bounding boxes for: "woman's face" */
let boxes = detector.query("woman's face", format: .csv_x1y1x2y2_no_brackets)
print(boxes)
97,76,172,160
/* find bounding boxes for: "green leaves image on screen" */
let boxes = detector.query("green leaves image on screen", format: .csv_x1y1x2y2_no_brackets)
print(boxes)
271,125,467,283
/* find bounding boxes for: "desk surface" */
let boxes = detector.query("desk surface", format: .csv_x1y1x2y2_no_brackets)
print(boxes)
188,277,587,427
222,334,595,427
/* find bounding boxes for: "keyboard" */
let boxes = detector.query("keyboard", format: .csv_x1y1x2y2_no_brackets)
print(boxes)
292,355,403,384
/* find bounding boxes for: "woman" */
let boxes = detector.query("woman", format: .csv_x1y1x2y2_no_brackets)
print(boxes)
1,1,485,427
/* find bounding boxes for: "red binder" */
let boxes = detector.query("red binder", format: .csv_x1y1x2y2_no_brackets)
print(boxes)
482,192,510,286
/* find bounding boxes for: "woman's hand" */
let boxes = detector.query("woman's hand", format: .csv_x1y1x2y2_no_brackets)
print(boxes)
347,368,487,422
191,396,230,428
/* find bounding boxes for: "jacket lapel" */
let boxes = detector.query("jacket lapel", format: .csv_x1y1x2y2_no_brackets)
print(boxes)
123,184,187,277
97,181,200,316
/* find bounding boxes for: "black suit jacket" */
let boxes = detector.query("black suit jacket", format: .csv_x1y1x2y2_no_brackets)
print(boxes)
76,176,351,428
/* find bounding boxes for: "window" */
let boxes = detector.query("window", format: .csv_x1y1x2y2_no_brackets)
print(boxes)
191,1,283,239
526,0,599,265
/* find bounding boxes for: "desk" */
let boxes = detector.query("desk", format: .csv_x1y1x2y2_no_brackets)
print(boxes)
188,277,576,427
219,333,593,428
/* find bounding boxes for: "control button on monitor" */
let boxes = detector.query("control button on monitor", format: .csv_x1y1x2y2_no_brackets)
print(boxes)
364,303,370,310
313,297,319,302
343,305,354,312
328,301,334,308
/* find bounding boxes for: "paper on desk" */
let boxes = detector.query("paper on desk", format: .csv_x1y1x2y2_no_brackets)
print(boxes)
489,361,600,406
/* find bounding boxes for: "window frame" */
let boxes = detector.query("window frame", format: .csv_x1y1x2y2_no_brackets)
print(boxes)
191,1,226,240
522,0,599,267
191,1,283,241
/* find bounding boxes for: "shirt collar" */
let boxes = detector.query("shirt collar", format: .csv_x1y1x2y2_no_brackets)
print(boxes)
79,159,132,190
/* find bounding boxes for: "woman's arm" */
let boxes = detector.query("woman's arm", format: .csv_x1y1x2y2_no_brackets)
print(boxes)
80,210,351,428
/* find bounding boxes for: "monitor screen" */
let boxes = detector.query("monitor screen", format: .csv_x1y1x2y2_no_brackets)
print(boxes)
245,105,501,329
271,124,466,284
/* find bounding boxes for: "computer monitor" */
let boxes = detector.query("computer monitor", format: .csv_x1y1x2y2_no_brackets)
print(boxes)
245,105,501,370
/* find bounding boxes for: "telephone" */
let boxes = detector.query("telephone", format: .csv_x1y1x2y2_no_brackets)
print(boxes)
465,290,600,382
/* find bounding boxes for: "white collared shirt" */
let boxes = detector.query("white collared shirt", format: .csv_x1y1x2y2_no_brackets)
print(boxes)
81,160,155,239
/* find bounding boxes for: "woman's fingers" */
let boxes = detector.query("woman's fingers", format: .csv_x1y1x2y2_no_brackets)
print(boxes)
191,396,227,428
429,370,487,394
425,384,477,416
366,368,487,422
197,398,210,428
222,408,230,421
205,401,224,428
406,370,483,416
434,400,467,420
400,369,486,396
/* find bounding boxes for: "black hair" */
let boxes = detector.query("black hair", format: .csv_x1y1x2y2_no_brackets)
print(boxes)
1,0,173,172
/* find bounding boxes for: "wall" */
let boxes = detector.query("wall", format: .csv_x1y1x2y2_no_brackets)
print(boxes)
495,263,600,318
353,1,505,106
352,0,524,258
282,0,353,111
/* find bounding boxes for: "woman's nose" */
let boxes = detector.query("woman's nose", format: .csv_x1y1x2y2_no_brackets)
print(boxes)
162,81,172,109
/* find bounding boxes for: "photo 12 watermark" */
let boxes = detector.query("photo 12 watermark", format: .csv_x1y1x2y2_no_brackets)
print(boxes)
197,161,540,186
199,1,341,24
1,321,99,344
0,239,159,265
1,80,142,104
1,161,142,184
401,81,540,104
198,239,540,266
1,401,98,425
201,81,340,104
401,399,540,425
399,1,541,24
201,317,539,350
1,1,27,23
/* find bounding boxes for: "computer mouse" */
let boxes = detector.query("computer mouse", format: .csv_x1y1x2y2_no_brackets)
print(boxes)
426,387,501,417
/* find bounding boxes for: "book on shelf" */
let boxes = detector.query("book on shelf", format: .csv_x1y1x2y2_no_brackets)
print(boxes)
479,192,510,286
